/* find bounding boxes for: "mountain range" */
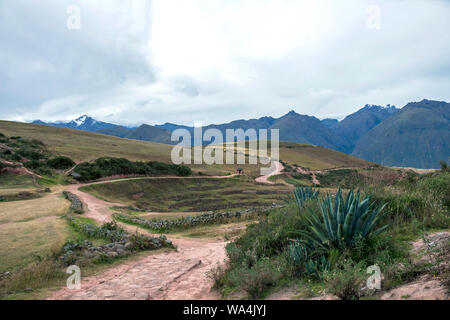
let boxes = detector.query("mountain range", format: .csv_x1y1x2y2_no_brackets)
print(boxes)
31,99,449,168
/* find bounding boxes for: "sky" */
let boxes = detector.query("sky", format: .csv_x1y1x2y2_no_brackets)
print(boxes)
0,0,449,126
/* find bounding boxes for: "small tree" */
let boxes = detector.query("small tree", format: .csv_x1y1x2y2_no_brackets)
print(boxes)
440,160,448,172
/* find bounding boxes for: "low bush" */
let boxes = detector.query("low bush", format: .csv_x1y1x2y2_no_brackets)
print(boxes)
323,262,367,300
23,160,51,176
316,169,365,188
47,156,75,170
72,157,192,182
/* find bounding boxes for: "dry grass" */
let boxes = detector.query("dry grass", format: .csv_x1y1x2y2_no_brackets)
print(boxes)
0,190,68,224
279,143,371,170
0,216,69,272
175,220,254,240
0,188,71,272
0,173,37,190
0,120,174,163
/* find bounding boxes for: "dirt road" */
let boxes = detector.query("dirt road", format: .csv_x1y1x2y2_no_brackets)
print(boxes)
255,161,284,184
47,237,226,300
49,168,280,300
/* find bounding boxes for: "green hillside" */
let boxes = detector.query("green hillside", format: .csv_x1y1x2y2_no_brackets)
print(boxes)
1,120,372,176
352,100,450,168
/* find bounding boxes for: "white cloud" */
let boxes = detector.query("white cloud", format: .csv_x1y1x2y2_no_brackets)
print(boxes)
0,0,449,126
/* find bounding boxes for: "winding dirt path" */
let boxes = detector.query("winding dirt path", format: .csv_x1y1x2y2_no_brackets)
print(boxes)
255,161,284,184
49,167,280,300
297,167,320,185
47,237,226,300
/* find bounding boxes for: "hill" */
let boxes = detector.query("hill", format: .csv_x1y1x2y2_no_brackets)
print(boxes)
0,120,372,175
125,124,173,144
0,120,173,164
97,124,173,144
334,104,398,153
269,111,336,148
96,125,133,138
352,100,449,168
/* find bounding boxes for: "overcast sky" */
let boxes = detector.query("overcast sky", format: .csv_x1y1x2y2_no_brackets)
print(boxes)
1,0,449,126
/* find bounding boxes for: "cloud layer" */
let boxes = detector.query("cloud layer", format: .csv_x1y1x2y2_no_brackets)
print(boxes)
1,0,449,126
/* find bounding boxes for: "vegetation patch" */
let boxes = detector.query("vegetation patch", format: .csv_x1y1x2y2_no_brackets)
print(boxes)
47,156,75,170
0,132,77,177
72,157,192,182
0,191,43,202
213,168,450,299
114,205,281,233
61,217,173,265
81,177,289,212
0,216,173,298
62,191,84,214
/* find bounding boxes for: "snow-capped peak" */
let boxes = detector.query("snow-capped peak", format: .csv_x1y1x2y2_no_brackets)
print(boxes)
74,115,88,126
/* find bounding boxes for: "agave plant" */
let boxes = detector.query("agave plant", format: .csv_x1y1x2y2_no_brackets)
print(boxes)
293,186,320,208
287,241,329,278
302,188,388,250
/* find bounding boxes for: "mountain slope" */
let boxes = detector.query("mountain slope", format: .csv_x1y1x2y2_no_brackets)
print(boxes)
0,120,173,163
269,111,336,148
352,100,449,168
96,125,133,138
334,104,398,153
321,118,339,129
124,124,173,145
32,115,114,132
155,123,193,132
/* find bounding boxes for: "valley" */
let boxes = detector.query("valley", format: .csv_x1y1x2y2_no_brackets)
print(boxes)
0,121,448,301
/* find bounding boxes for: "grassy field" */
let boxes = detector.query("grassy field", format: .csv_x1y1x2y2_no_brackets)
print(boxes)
277,142,371,170
0,173,37,190
82,176,292,212
0,120,174,163
0,190,71,272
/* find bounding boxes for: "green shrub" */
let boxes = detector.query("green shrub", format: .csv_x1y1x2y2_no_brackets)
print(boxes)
218,258,283,299
316,169,365,188
23,160,51,176
293,186,320,208
324,262,366,300
72,157,192,181
301,189,388,250
16,147,46,161
286,242,330,278
47,156,75,170
11,153,22,161
230,203,312,260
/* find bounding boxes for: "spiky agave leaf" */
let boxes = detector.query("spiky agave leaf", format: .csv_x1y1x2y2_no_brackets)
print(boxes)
301,189,389,250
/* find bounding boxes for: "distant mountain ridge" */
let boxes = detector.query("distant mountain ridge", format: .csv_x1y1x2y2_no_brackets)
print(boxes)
352,100,449,168
335,104,398,153
30,99,449,168
32,115,173,145
32,115,114,132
